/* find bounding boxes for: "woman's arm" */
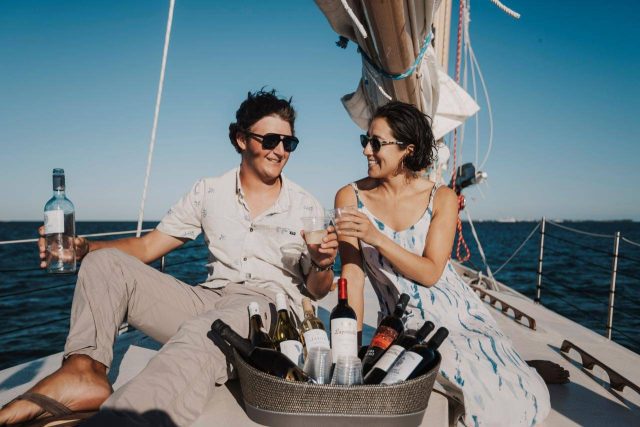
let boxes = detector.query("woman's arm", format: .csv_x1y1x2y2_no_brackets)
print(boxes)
335,185,366,333
336,186,458,287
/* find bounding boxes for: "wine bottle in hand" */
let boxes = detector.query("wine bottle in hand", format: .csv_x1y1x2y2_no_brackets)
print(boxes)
362,293,410,375
210,319,309,382
272,293,304,366
44,168,76,274
330,278,358,364
363,320,434,384
248,302,275,350
381,327,449,384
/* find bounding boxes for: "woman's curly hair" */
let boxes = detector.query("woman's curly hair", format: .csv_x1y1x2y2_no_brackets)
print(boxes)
371,101,436,171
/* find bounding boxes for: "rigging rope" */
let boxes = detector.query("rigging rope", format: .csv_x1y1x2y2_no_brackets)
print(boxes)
545,234,613,256
340,0,367,39
0,229,154,246
450,0,471,263
493,221,540,276
487,0,521,19
469,45,494,170
541,273,607,305
543,288,640,348
621,236,640,248
463,208,495,287
543,287,594,317
542,246,612,273
136,0,176,237
358,33,433,80
546,220,612,238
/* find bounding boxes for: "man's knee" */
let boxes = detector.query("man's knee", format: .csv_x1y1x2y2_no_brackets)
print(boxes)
81,248,129,268
80,249,143,278
172,309,247,351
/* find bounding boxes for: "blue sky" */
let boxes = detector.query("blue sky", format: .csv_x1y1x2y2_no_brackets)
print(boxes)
1,0,638,221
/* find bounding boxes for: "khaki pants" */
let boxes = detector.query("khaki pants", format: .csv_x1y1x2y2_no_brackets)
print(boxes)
65,248,277,426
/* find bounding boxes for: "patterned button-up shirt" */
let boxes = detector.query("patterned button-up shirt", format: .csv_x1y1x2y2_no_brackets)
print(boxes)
157,167,324,317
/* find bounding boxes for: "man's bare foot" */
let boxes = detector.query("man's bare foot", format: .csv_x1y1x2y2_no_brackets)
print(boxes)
0,355,112,425
527,359,570,384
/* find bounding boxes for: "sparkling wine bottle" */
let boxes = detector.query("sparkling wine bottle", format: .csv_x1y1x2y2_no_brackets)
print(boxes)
362,293,410,375
300,297,330,352
248,302,276,350
271,293,304,366
381,327,449,385
329,278,357,364
363,321,435,385
210,319,309,382
44,168,76,274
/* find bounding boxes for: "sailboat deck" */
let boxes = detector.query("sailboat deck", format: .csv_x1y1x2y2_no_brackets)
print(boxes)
1,272,638,426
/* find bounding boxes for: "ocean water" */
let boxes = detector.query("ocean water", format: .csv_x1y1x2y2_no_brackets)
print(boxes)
0,220,639,370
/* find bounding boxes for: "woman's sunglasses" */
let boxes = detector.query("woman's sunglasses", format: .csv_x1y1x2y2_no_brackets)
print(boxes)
360,134,407,152
246,132,299,153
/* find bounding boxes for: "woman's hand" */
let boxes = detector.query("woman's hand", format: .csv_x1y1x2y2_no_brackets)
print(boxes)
335,211,384,248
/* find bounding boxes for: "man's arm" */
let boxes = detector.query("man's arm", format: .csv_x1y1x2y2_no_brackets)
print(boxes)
39,227,187,267
305,266,334,300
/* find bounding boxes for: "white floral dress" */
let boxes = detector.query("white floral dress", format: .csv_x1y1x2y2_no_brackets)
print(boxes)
353,183,550,427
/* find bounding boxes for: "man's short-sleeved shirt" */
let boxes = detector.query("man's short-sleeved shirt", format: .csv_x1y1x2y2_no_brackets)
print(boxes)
157,167,324,316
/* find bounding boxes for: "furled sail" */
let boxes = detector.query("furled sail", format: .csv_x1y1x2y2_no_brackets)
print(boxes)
315,0,478,139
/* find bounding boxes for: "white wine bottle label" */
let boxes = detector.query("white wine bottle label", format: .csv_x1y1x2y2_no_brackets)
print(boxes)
381,351,423,384
303,329,330,351
279,340,304,366
330,318,357,363
373,344,405,372
44,210,64,234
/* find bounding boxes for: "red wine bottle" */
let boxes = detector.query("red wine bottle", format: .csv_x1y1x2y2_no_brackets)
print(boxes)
361,293,410,375
210,319,309,382
381,327,449,384
248,302,276,350
363,320,434,384
330,278,358,364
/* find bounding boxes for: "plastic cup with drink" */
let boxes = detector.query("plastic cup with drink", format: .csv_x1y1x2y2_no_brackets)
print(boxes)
301,216,330,246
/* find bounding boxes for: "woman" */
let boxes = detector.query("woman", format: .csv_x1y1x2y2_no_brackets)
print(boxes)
334,101,551,426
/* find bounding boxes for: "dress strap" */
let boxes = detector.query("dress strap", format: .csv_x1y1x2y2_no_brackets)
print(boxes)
350,182,364,209
427,182,440,213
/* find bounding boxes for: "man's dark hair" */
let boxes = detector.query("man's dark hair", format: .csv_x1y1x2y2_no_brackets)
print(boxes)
228,89,296,153
371,101,436,172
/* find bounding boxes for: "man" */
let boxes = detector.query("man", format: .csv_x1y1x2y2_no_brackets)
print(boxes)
0,89,337,426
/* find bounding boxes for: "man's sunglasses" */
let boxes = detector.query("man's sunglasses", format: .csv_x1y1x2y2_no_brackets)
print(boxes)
246,132,299,153
360,134,407,152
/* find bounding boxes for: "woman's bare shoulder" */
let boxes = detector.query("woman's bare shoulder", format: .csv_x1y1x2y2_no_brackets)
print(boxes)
335,178,376,207
336,178,375,195
433,185,458,211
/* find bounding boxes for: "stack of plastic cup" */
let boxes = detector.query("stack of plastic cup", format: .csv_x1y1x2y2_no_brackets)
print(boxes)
303,348,333,384
331,355,364,385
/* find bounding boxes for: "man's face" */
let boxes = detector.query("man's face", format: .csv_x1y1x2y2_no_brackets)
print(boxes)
237,115,292,182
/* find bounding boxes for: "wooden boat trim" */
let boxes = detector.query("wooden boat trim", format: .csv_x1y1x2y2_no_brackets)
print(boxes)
560,339,640,396
470,284,537,330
